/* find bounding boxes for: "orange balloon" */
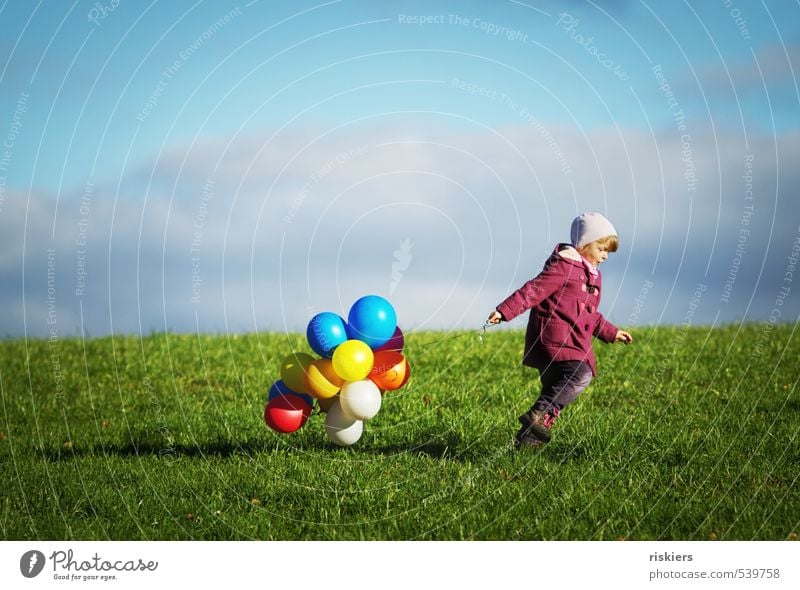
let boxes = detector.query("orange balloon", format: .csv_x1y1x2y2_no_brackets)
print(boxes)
369,351,410,391
303,358,345,399
317,394,338,413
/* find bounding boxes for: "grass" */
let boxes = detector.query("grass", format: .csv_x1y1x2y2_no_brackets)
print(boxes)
1,325,798,540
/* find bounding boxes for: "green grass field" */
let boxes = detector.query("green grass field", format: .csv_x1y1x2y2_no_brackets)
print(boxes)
1,325,798,540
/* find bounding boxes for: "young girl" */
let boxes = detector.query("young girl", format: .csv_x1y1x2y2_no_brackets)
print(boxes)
487,212,633,449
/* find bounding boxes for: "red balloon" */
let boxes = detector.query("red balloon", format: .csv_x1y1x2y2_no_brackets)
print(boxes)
369,350,410,391
375,326,404,353
264,395,312,433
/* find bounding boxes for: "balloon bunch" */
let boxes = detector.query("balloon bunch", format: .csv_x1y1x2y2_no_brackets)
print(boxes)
263,295,410,446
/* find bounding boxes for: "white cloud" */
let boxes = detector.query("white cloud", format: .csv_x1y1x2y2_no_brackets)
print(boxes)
691,43,800,95
2,121,798,337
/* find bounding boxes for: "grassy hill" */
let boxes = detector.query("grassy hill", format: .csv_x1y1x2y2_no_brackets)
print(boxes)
1,325,798,540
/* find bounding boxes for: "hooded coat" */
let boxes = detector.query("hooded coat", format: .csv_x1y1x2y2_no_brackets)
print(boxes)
496,244,618,375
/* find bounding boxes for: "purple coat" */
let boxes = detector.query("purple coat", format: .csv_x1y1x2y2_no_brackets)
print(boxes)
496,244,618,375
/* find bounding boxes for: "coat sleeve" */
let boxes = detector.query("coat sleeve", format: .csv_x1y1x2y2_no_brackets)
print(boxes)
496,261,567,322
592,311,618,343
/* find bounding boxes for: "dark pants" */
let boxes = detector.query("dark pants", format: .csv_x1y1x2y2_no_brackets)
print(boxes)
531,360,593,414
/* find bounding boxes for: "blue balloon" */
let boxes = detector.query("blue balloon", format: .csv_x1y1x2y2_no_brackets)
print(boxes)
347,295,397,350
306,312,348,358
268,380,314,409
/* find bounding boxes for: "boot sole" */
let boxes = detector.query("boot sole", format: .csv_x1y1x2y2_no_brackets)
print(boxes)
517,423,552,443
514,434,548,450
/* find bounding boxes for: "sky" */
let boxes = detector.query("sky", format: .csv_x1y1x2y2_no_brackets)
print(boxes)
0,0,798,338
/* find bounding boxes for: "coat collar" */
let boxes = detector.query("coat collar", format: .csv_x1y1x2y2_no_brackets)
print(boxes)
555,243,582,263
552,243,602,285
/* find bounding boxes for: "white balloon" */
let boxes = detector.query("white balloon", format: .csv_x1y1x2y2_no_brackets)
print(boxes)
324,400,364,446
339,379,382,421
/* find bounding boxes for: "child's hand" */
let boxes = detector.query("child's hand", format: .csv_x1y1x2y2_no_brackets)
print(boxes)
615,330,633,344
486,310,503,325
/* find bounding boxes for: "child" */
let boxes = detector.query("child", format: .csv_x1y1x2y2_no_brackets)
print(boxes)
487,212,632,449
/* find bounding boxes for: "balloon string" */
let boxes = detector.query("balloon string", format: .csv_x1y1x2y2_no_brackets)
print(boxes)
407,322,495,358
311,323,496,416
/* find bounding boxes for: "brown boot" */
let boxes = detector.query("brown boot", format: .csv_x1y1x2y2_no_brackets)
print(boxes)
517,409,553,443
515,408,562,449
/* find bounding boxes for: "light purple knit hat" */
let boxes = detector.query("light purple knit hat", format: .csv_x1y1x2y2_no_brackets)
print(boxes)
570,212,618,249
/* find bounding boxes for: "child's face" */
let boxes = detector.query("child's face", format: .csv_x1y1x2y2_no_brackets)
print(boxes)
579,241,610,266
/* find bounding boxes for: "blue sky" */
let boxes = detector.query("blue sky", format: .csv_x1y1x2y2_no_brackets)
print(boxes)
1,0,798,337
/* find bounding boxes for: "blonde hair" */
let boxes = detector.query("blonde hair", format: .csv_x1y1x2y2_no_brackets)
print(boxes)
580,234,619,253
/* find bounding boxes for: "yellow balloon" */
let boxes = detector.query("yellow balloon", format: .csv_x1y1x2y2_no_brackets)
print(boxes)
332,340,374,382
280,352,314,394
303,358,344,399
